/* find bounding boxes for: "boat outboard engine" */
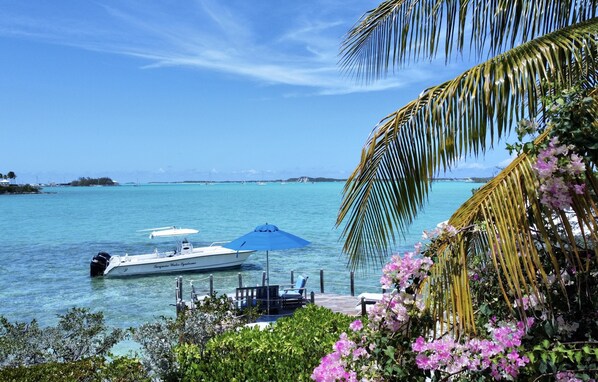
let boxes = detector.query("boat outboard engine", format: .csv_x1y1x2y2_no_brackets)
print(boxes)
90,252,111,277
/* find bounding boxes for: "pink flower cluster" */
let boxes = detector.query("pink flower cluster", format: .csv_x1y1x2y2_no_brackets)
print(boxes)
373,246,432,331
422,222,458,240
533,137,586,210
367,292,411,332
556,371,595,382
313,245,435,381
412,318,534,380
311,331,372,382
380,245,433,290
513,293,545,311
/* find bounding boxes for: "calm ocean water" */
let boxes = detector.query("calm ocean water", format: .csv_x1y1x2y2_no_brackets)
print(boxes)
0,181,480,329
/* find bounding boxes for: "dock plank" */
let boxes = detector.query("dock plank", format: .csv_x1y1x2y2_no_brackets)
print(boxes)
311,293,361,316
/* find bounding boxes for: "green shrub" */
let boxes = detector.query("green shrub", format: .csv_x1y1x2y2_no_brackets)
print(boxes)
133,292,246,381
177,304,355,382
0,308,124,368
0,357,101,382
0,356,150,382
97,356,151,382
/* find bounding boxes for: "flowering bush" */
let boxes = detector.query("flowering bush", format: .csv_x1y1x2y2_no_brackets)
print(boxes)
533,136,586,210
412,317,534,380
312,242,534,381
313,220,598,381
314,87,598,382
312,239,435,381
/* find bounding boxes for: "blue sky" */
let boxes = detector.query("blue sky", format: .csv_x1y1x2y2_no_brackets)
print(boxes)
0,0,512,184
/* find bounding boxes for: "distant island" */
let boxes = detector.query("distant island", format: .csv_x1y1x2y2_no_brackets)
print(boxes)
434,177,493,183
69,177,116,186
0,170,40,194
0,183,40,194
285,176,344,183
146,176,493,185
149,176,347,184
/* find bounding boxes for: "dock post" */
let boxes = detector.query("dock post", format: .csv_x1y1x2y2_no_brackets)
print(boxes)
179,276,183,301
310,291,315,304
361,297,366,316
209,274,214,295
175,277,184,316
238,273,243,288
262,271,266,286
176,276,183,301
290,270,294,285
350,271,355,296
320,269,324,293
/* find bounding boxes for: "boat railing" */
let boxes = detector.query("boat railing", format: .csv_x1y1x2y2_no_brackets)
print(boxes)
208,241,229,247
108,254,132,265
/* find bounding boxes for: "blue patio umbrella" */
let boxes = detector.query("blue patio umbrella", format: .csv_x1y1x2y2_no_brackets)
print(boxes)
223,223,310,312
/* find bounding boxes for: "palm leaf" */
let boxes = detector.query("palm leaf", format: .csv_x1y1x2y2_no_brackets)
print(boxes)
423,130,598,335
340,0,598,81
338,19,598,270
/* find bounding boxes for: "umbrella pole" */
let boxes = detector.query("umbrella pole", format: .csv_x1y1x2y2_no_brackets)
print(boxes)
266,250,270,314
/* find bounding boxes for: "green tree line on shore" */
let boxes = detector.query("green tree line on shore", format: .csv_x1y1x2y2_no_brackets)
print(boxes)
0,170,40,194
70,177,115,186
0,171,16,182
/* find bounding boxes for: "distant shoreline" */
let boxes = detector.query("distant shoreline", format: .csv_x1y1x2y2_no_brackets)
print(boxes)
145,176,493,185
0,184,41,194
33,176,493,187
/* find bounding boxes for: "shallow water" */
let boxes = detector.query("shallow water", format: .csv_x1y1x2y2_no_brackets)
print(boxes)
0,181,480,328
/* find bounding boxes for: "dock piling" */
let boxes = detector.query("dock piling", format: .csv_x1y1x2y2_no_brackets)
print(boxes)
320,269,324,293
175,276,184,315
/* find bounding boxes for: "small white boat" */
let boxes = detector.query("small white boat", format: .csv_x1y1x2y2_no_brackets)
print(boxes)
90,227,255,277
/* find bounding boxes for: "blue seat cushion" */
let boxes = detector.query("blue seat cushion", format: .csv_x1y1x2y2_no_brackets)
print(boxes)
279,276,307,299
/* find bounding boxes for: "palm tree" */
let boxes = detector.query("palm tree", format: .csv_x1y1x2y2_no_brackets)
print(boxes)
338,0,598,333
7,171,16,184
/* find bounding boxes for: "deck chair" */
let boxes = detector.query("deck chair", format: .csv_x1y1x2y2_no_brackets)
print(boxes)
279,275,308,308
256,285,281,313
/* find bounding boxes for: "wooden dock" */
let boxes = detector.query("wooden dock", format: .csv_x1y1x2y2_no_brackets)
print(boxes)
311,293,361,316
175,275,378,317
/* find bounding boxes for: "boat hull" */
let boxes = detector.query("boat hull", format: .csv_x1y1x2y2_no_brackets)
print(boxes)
102,246,254,277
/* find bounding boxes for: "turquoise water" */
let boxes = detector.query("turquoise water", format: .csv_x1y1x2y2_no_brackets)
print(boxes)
0,181,480,328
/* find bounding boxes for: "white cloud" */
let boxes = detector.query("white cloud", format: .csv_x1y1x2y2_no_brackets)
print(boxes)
0,0,448,95
454,161,488,170
497,155,516,168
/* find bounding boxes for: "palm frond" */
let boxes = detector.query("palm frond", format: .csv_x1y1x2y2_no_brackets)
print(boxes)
341,0,598,81
338,19,598,270
423,131,598,335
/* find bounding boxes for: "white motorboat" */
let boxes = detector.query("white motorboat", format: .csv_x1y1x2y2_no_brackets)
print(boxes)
90,227,255,277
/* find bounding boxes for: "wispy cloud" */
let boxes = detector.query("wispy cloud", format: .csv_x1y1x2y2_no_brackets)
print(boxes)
0,0,448,95
456,162,488,170
497,155,516,168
